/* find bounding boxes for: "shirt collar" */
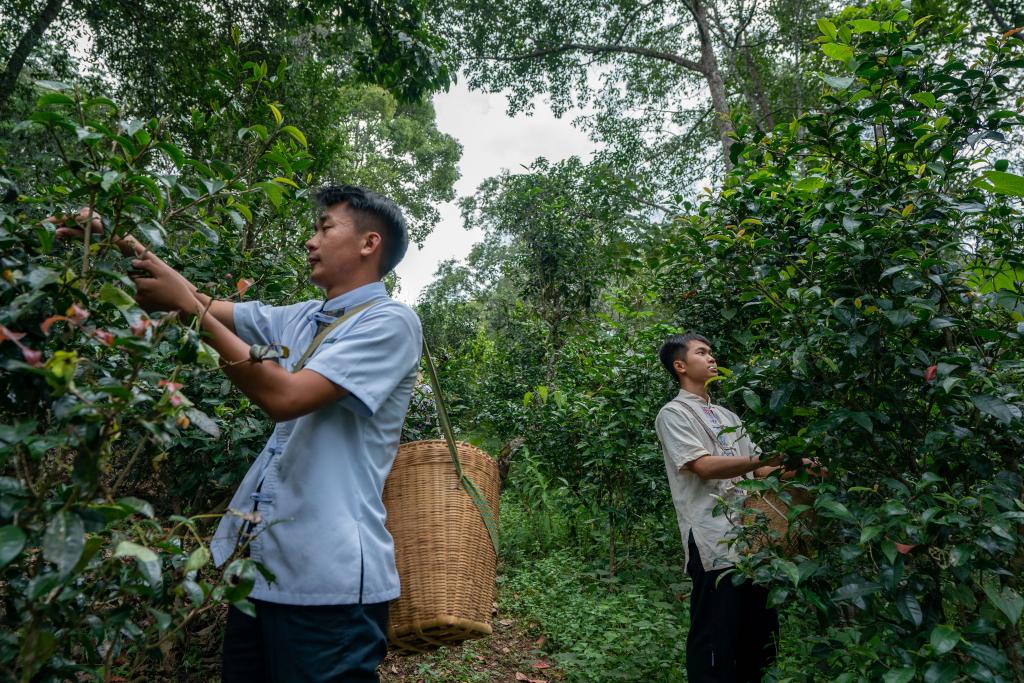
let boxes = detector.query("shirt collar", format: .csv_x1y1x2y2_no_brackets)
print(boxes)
322,281,387,313
675,388,713,407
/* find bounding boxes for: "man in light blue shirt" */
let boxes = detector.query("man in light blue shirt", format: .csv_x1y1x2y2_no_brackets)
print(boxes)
75,185,422,681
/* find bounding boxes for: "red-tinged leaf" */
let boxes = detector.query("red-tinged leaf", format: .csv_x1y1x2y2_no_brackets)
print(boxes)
40,315,71,334
532,661,551,670
924,365,937,383
158,379,183,392
130,318,151,338
170,393,183,407
1004,27,1023,37
66,303,89,323
0,325,26,342
534,635,547,647
236,277,255,298
895,543,918,555
93,329,114,346
21,347,43,367
515,674,530,682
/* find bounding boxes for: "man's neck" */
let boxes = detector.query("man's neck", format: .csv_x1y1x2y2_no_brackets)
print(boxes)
679,379,709,402
324,275,380,300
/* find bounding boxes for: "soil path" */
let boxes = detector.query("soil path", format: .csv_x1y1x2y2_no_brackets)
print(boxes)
380,617,564,683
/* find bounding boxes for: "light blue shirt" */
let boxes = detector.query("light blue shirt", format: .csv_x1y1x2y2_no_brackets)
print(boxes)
210,282,422,605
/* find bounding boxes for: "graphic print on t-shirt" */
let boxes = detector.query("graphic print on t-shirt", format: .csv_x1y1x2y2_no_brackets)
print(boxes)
699,405,737,456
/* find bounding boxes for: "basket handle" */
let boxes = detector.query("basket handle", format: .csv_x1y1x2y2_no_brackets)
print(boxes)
421,339,500,555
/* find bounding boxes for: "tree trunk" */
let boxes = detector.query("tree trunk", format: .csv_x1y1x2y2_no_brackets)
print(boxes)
0,0,67,114
691,0,735,172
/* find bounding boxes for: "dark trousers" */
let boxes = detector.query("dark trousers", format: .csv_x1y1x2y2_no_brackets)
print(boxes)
222,599,389,683
686,532,779,683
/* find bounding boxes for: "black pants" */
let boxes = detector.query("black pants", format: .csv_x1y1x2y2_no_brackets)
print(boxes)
686,532,779,682
222,599,389,683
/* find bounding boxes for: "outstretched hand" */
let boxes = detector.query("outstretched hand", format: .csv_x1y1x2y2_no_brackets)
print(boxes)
52,207,199,314
49,207,146,257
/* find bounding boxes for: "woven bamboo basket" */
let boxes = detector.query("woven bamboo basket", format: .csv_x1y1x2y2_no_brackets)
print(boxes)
383,439,500,652
741,489,815,555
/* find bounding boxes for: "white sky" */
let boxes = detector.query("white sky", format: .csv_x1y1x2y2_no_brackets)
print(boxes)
392,80,595,304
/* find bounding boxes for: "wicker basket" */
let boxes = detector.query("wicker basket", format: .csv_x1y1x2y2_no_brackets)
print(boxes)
741,489,815,555
383,439,500,652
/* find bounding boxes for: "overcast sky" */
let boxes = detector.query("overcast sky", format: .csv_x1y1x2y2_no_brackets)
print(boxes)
391,80,595,304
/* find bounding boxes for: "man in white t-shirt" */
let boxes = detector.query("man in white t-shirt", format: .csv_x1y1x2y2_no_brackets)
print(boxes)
654,332,780,682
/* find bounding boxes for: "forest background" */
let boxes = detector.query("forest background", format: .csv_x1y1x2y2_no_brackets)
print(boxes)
1,0,1023,681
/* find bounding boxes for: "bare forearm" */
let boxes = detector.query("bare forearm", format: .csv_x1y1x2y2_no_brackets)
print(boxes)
188,297,291,418
188,297,344,422
193,292,236,332
687,454,767,480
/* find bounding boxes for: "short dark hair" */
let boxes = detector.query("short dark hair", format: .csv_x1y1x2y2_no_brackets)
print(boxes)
314,184,409,276
659,332,712,381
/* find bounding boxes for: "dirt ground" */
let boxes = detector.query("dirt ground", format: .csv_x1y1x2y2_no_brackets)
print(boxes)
380,617,564,683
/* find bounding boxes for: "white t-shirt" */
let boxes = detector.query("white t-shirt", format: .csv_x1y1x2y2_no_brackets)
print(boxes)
655,389,761,571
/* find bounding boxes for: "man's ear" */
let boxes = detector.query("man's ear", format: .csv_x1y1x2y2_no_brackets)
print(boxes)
360,231,383,257
673,358,686,376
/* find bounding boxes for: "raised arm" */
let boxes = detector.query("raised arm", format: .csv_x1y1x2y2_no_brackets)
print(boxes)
54,208,237,332
129,249,346,422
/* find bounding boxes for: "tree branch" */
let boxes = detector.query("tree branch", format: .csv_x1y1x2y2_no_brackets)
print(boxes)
479,43,705,75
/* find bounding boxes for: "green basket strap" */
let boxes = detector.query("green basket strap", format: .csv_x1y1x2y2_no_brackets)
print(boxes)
292,299,384,372
421,339,500,555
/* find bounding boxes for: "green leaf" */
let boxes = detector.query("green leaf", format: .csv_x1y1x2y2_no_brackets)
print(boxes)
116,497,154,518
774,558,801,587
99,283,136,311
281,125,307,148
255,181,284,208
976,171,1024,197
834,581,881,601
136,220,166,248
983,583,1024,625
817,18,838,40
823,74,855,90
849,19,881,33
184,546,210,573
971,394,1016,424
43,511,85,576
116,541,161,587
911,92,938,109
224,558,257,602
860,526,882,544
37,93,75,107
930,624,960,655
185,407,221,438
816,498,855,522
896,592,923,626
923,662,958,683
795,177,825,192
742,389,761,412
883,669,915,683
0,525,27,568
115,540,157,563
822,43,854,62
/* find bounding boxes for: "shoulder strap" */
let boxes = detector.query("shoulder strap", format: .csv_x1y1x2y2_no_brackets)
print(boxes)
422,339,500,555
671,397,723,451
291,298,386,372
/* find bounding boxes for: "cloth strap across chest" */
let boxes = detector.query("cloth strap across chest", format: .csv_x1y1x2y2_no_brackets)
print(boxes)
291,298,386,372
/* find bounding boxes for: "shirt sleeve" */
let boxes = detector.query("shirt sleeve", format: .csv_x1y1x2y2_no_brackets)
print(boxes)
304,304,422,418
232,300,311,346
655,406,713,470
